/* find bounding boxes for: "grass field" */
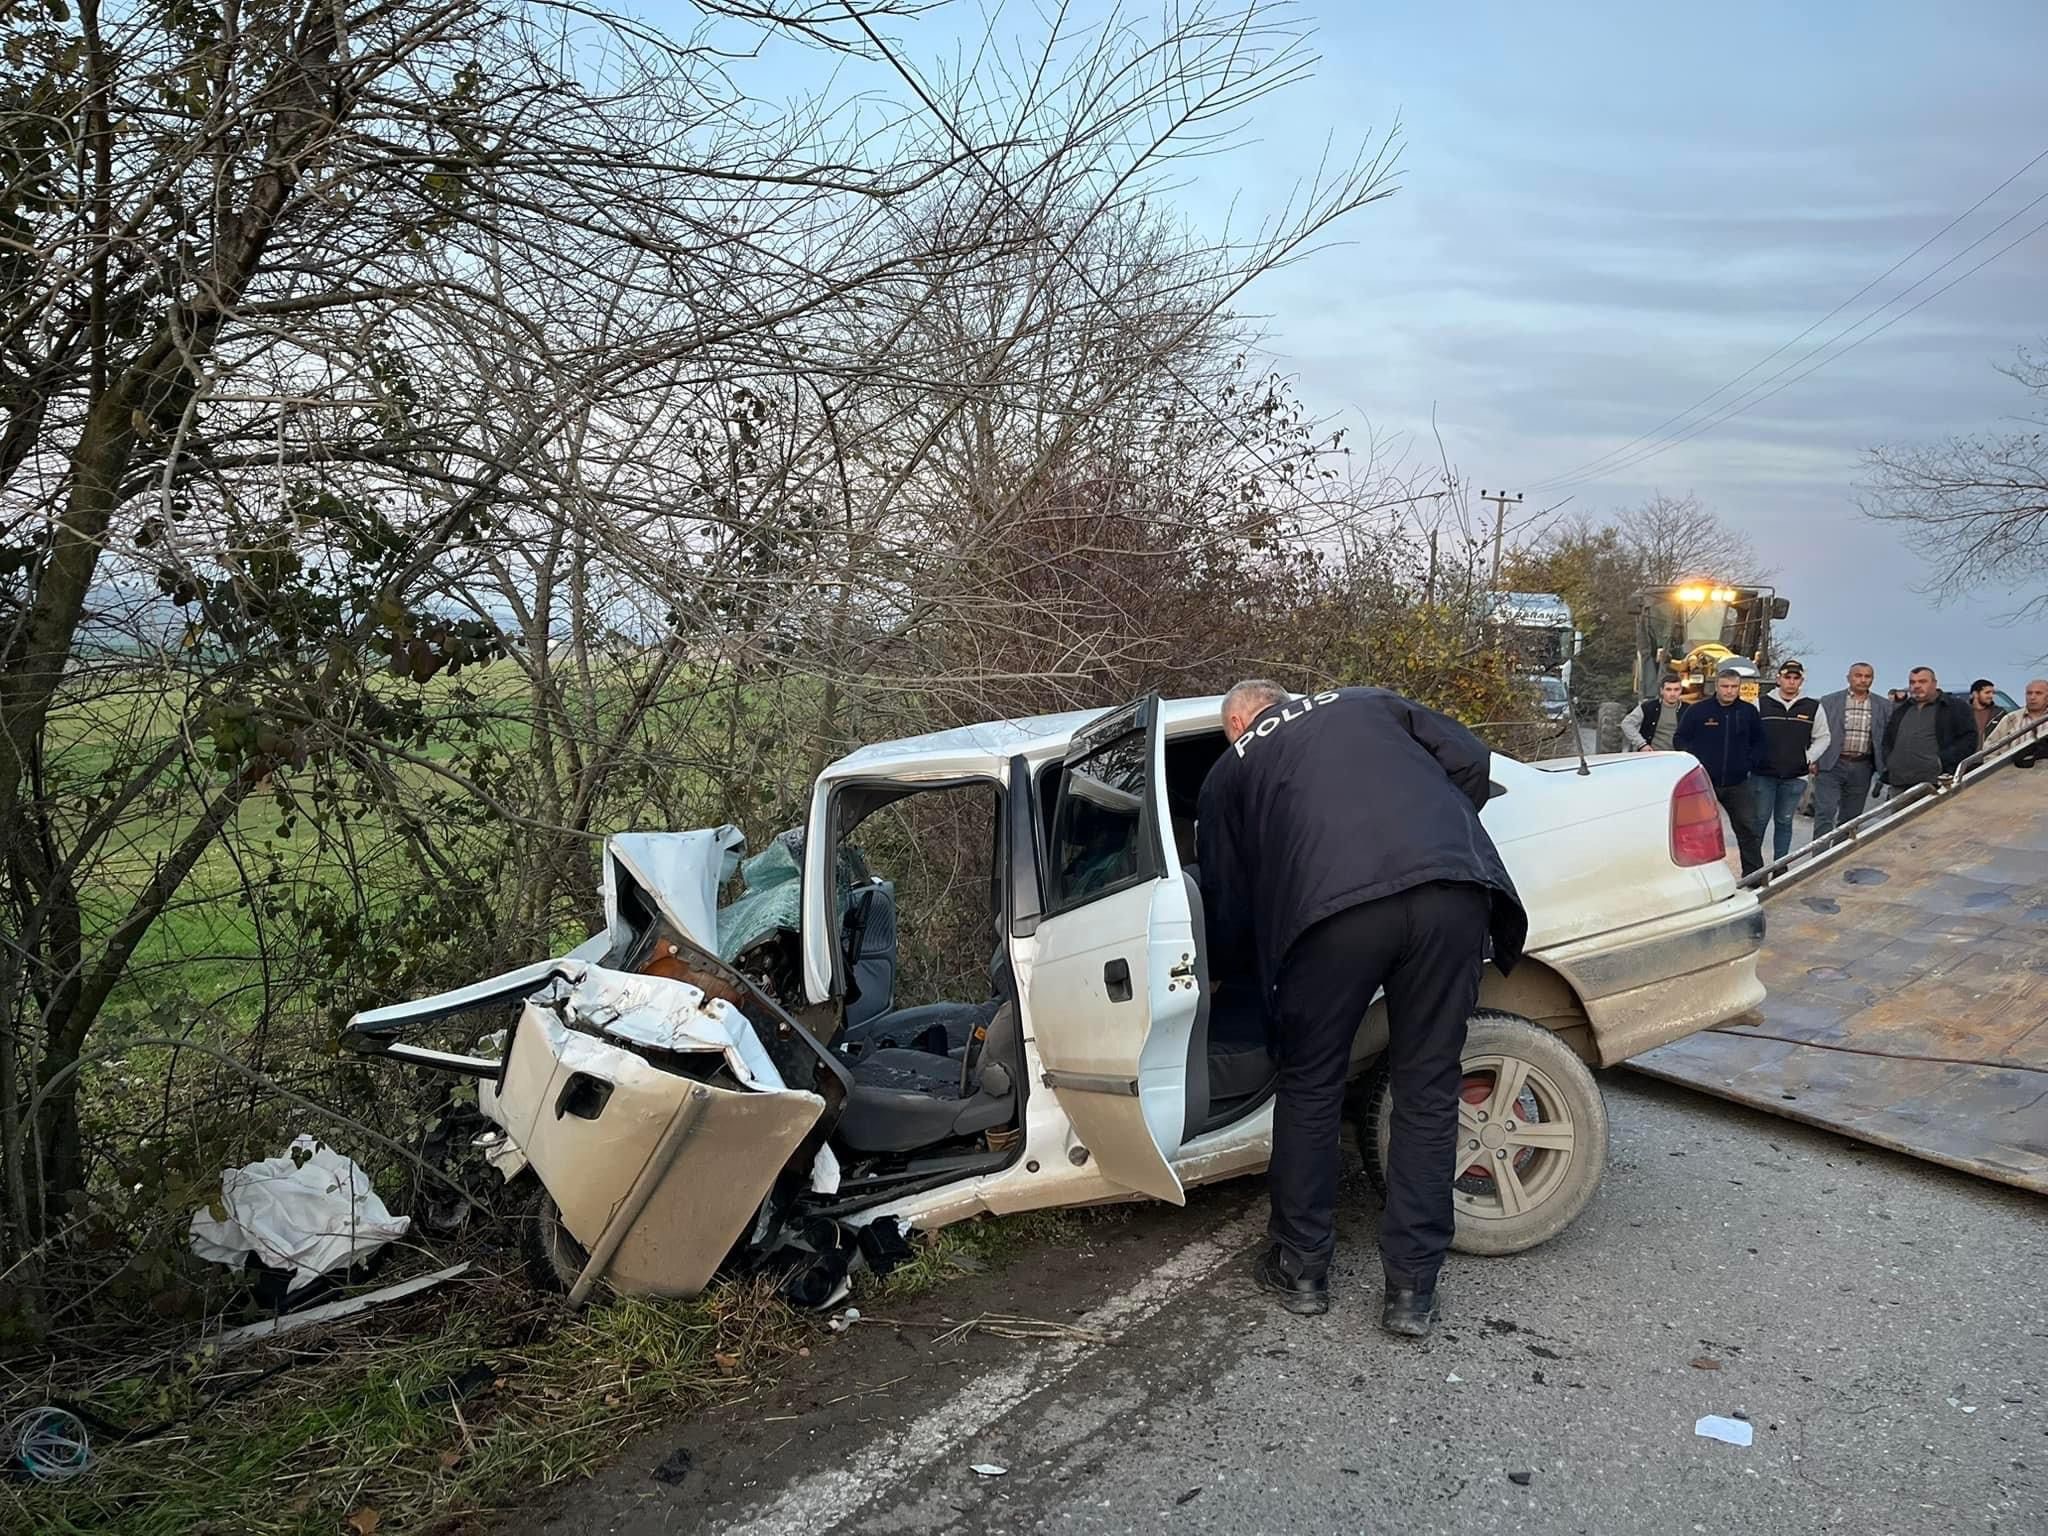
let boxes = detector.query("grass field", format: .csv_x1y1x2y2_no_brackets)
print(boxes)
6,1209,1086,1536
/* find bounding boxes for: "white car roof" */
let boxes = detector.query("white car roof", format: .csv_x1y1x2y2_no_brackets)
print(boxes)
818,695,1229,785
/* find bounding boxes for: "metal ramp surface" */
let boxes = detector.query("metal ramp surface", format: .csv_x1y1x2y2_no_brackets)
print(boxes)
1631,740,2048,1195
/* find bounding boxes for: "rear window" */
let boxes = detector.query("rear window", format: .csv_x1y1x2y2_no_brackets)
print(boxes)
1044,729,1150,911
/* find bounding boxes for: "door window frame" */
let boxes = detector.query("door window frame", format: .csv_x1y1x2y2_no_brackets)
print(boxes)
1039,697,1167,920
813,772,1009,1004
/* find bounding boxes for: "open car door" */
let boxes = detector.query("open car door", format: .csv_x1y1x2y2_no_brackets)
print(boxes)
1026,695,1200,1204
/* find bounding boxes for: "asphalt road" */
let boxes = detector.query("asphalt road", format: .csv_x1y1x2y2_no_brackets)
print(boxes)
504,1076,2047,1536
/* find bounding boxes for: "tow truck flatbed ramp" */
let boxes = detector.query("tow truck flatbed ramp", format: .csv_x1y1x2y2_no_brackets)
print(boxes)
1631,743,2048,1195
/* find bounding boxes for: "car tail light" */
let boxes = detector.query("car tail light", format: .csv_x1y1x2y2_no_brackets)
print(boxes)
1670,766,1725,867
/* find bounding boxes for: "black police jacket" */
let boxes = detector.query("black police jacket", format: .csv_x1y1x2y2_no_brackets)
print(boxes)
1194,687,1528,997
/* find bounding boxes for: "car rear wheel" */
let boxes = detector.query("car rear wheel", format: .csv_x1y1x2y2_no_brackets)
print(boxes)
1356,1009,1608,1256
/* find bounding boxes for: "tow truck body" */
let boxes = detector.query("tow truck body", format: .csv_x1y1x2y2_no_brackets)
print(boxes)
1633,719,2048,1194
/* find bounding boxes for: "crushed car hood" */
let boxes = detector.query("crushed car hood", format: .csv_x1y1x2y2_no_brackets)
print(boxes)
601,826,747,956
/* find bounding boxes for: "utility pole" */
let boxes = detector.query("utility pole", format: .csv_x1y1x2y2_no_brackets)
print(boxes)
1480,488,1522,588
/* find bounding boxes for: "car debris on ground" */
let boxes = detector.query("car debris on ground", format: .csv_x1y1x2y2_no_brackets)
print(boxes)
1694,1414,1754,1447
213,1263,472,1349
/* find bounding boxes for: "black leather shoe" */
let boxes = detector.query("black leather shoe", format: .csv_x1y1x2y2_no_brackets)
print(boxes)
1253,1246,1329,1316
1381,1284,1441,1338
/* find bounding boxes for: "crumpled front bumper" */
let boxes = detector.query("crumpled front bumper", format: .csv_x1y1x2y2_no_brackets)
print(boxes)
494,1002,824,1299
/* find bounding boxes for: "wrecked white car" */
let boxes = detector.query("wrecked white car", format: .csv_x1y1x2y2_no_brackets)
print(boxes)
347,693,1765,1303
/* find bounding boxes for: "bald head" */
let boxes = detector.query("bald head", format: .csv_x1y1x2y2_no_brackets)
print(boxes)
1221,679,1289,742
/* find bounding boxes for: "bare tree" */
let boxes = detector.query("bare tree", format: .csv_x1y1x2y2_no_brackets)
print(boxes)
0,0,898,1314
1860,342,2048,623
0,0,1400,1327
1617,492,1764,586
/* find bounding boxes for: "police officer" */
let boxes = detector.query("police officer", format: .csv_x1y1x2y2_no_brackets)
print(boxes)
1196,681,1527,1338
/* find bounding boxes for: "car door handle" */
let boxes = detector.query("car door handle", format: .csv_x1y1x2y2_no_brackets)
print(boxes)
1103,957,1133,1002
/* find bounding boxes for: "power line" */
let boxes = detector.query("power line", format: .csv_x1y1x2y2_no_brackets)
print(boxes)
1527,144,2048,494
1539,182,2048,490
1543,207,2048,488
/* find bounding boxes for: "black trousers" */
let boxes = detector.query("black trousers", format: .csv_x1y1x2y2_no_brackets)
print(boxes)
1269,882,1488,1289
1718,782,1765,876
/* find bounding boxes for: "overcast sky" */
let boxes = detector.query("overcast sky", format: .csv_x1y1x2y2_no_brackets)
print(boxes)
1211,0,2048,693
671,0,2048,693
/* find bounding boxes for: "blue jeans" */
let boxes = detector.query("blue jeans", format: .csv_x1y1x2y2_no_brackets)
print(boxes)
1751,774,1807,862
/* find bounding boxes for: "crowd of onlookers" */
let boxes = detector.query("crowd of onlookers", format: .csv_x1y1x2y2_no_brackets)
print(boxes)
1621,661,2048,876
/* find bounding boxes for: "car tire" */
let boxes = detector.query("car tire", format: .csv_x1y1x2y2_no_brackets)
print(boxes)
1356,1009,1608,1256
519,1181,591,1294
1595,701,1625,755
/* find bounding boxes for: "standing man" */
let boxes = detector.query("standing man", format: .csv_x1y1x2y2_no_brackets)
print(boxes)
1983,678,2048,764
1752,660,1830,863
1622,674,1688,752
1812,662,1890,837
1674,663,1768,876
1883,667,1975,791
1966,679,2006,748
1197,681,1527,1339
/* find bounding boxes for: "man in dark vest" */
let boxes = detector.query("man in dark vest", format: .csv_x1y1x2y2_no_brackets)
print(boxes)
1622,674,1688,752
1752,659,1829,862
1196,681,1527,1338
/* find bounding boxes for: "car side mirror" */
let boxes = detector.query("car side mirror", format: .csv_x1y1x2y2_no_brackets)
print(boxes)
1770,597,1790,620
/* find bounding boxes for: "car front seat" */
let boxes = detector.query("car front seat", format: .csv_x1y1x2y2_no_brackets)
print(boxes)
1182,868,1276,1135
833,1000,1019,1155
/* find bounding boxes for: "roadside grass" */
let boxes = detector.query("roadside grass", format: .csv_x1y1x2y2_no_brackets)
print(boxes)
7,1209,1098,1535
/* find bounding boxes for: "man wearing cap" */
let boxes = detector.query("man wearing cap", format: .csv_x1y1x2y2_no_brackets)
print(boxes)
1751,659,1830,864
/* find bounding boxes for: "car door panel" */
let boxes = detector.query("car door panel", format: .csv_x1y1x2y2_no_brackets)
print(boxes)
1026,695,1200,1204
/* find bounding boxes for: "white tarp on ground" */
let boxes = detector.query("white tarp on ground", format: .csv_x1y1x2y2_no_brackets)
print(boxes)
189,1136,411,1290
